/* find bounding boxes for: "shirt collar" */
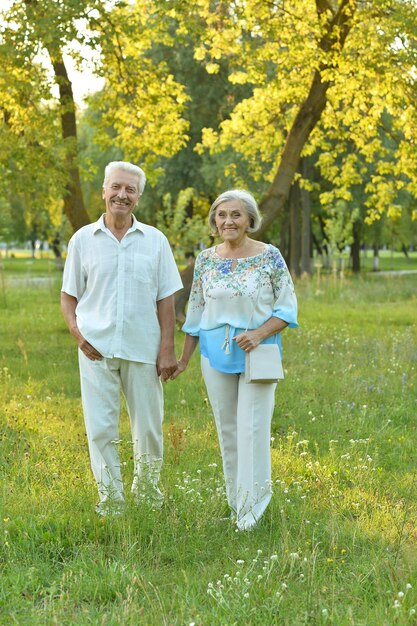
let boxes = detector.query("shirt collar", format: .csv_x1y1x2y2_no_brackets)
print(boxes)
93,214,145,235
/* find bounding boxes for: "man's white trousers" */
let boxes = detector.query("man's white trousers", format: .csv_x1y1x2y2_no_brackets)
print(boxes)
78,351,163,504
201,356,276,530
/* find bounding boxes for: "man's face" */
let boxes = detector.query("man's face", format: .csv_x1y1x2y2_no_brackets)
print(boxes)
102,170,140,220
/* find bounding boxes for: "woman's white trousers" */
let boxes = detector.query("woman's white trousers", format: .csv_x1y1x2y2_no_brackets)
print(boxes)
78,351,163,505
201,356,276,530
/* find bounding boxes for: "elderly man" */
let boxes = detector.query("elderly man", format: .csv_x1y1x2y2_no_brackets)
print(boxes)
61,161,183,514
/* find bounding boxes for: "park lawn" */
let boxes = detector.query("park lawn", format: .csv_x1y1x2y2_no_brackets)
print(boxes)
0,273,416,625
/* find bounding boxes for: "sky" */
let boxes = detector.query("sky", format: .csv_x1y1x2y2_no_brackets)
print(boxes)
64,55,105,106
1,1,104,107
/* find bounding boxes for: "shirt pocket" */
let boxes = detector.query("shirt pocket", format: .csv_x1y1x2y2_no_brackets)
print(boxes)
132,253,155,283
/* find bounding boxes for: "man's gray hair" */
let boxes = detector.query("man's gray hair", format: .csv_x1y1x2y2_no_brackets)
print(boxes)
208,189,262,234
103,161,147,195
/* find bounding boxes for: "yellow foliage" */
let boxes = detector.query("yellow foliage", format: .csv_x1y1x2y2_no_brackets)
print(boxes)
205,63,220,74
3,0,417,230
166,0,417,223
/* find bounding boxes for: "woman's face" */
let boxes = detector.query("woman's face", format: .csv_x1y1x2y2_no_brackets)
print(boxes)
215,200,251,244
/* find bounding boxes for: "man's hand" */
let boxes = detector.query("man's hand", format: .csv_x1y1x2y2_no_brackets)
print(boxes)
77,336,103,361
157,350,177,382
70,324,103,361
61,292,102,361
156,294,177,382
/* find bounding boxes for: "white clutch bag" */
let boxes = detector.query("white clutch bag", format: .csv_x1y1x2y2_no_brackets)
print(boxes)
245,343,284,384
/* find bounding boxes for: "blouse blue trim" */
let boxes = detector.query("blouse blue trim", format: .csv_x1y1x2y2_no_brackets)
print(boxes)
199,326,282,374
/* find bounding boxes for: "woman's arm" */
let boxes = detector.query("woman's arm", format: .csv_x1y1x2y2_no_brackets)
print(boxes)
233,316,288,352
234,245,297,352
170,334,199,379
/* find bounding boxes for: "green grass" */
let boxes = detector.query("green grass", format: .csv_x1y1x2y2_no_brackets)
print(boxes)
0,271,416,625
335,249,417,273
1,248,417,276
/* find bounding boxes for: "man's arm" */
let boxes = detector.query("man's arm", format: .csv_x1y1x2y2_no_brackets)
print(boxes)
156,294,177,381
61,292,102,361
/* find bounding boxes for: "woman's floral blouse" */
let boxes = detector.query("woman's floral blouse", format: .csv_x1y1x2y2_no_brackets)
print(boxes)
183,244,298,337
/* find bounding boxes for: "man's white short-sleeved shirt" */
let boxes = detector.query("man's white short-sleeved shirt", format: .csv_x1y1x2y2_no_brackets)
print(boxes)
62,215,183,364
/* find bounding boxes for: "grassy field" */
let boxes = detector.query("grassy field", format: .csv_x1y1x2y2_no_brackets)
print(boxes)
0,265,416,625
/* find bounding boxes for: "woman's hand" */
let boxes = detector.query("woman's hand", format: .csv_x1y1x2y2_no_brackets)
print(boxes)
234,318,287,353
170,359,188,380
233,330,262,353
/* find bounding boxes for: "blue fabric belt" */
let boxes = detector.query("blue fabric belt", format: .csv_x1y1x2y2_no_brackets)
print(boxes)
199,325,282,374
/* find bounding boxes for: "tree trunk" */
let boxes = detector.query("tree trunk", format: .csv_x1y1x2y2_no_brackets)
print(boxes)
401,244,410,259
51,235,64,270
279,206,290,261
312,232,323,257
50,53,91,232
175,259,196,323
300,158,312,274
257,71,328,239
351,221,361,273
372,242,379,271
318,216,330,269
289,182,301,277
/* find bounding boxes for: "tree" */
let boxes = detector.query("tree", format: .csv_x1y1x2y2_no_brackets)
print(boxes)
0,0,191,234
2,0,417,285
175,0,360,229
133,36,255,223
169,0,417,257
0,0,96,231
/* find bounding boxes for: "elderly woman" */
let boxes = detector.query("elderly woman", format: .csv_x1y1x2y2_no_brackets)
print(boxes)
172,189,298,530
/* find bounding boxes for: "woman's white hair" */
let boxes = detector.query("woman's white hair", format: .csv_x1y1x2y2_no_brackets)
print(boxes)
208,189,262,234
103,161,147,195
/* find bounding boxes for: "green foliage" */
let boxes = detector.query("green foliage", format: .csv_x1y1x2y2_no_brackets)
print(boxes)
0,0,193,233
86,1,191,184
0,34,66,219
0,0,95,234
77,104,123,221
0,198,27,244
0,272,417,623
156,188,212,262
137,36,259,219
165,0,417,225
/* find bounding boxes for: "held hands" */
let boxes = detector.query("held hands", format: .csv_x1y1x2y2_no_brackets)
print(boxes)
169,359,187,380
157,351,178,382
168,334,198,381
233,330,262,353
